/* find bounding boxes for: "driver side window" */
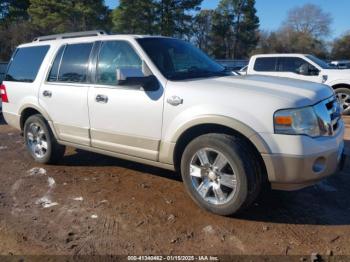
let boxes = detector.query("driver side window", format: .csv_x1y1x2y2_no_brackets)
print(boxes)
96,41,142,85
277,57,318,75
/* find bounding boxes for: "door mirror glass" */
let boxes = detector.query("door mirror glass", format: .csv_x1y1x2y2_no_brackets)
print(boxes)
116,61,158,91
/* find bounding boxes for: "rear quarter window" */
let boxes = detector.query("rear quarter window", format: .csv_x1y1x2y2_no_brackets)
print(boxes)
5,46,50,82
254,57,277,72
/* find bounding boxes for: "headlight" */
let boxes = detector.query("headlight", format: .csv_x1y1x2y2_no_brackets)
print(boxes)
274,106,324,137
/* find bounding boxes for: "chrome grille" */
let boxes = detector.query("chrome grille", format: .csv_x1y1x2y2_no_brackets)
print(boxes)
314,96,342,136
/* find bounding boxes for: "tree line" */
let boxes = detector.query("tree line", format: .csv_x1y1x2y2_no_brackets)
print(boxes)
0,0,349,61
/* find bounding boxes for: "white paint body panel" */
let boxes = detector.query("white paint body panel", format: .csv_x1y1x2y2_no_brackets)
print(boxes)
88,85,164,160
39,82,91,145
162,75,334,143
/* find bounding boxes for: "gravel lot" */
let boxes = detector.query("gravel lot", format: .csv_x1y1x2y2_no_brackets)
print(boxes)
0,114,349,257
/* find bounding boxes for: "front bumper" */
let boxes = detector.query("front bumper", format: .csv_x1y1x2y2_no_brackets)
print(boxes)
261,121,346,191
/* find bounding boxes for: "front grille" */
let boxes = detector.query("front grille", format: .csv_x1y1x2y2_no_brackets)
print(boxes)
326,97,341,134
314,96,342,136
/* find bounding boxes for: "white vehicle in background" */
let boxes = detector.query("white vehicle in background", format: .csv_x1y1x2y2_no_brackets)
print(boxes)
247,54,350,115
330,60,350,69
0,32,346,216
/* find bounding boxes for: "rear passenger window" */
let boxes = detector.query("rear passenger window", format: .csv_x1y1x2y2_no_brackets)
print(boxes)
5,46,50,82
57,43,93,83
254,57,277,71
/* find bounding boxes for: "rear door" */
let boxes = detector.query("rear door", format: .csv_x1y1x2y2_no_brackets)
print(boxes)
39,42,94,146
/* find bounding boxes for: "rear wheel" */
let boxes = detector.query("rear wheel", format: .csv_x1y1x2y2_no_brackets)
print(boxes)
180,133,263,216
335,88,350,115
24,114,65,164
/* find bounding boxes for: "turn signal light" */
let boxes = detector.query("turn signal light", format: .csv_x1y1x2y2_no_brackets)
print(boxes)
275,116,292,126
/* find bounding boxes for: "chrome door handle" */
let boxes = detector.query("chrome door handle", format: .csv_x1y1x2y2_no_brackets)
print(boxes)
95,94,108,103
42,90,52,97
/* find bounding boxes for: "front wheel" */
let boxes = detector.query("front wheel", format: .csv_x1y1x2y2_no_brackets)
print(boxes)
335,88,350,115
180,134,262,216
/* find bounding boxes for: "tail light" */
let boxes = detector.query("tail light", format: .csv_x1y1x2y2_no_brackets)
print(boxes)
0,84,9,103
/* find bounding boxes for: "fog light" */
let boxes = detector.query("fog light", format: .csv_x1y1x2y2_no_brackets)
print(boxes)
313,157,326,173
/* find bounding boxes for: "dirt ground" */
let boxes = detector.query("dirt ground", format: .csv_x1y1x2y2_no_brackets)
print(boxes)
0,114,349,257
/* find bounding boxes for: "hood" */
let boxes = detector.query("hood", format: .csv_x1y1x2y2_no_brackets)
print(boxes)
186,75,334,108
165,74,335,134
323,69,350,77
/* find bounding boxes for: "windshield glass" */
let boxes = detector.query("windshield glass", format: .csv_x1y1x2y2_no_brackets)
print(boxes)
306,55,332,69
137,38,231,80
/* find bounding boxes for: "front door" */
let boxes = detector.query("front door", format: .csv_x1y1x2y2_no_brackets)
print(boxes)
39,42,94,146
275,57,322,83
88,40,164,161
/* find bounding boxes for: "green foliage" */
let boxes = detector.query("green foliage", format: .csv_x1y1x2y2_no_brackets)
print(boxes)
193,9,214,53
112,0,202,38
207,0,260,59
0,0,32,60
28,0,111,34
331,33,350,60
0,0,29,22
112,0,158,34
0,0,348,62
157,0,202,38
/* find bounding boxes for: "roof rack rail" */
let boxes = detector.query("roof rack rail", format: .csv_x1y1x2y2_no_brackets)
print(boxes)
33,30,107,42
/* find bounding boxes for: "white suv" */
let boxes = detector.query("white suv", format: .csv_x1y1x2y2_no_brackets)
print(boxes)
1,31,346,215
247,54,350,115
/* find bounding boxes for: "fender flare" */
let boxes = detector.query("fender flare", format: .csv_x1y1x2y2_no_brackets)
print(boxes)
171,115,271,154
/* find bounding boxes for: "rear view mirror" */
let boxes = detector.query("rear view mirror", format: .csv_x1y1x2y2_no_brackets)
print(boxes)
116,61,158,91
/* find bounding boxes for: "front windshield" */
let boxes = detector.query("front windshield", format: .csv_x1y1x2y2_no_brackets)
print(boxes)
137,38,231,80
306,55,332,69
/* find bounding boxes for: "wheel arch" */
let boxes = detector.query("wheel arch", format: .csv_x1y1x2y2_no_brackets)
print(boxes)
332,83,350,90
169,115,270,172
19,104,51,131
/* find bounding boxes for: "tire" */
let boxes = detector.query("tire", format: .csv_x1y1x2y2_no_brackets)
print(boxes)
180,133,263,216
335,88,350,115
24,114,65,164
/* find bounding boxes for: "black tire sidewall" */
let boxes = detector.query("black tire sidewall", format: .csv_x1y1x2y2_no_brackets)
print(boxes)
24,115,53,164
180,134,250,216
335,88,350,115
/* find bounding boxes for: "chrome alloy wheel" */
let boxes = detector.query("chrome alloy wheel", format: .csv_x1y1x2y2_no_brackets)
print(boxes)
189,148,238,205
26,123,48,158
337,92,350,114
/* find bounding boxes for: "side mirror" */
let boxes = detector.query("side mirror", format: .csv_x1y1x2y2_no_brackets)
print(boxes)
116,61,158,91
308,67,319,76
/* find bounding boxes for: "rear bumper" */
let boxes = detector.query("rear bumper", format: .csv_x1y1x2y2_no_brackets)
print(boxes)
2,111,20,129
261,122,345,191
